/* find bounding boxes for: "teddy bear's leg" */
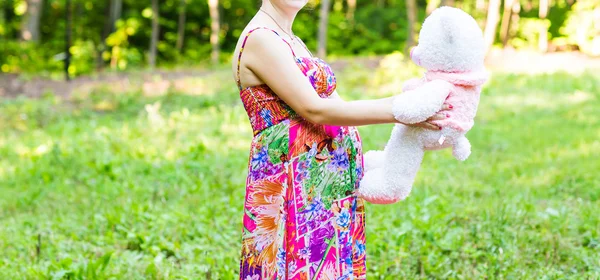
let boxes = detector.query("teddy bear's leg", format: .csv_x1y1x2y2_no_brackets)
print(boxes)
358,140,397,203
357,168,400,204
357,125,425,203
363,150,385,172
392,80,453,124
381,125,425,201
452,135,471,161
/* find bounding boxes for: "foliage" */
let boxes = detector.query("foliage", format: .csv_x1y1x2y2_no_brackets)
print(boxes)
0,41,62,73
105,18,144,70
510,18,551,50
561,0,600,56
1,58,599,278
1,0,599,77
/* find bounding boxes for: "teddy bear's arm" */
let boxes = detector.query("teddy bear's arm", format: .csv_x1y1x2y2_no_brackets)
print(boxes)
392,79,453,124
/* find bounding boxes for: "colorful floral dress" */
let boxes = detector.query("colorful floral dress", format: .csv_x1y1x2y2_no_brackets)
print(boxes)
236,27,366,280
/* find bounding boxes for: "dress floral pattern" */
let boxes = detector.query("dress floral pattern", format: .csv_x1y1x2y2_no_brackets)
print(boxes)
237,27,366,279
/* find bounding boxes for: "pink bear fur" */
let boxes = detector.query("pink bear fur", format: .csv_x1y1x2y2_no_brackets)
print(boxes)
405,70,488,138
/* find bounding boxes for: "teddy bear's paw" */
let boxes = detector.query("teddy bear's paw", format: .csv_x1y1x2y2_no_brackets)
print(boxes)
392,80,452,124
452,147,471,161
452,136,471,161
363,150,385,172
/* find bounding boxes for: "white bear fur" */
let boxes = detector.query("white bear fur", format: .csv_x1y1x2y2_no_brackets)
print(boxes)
358,7,487,204
410,7,486,73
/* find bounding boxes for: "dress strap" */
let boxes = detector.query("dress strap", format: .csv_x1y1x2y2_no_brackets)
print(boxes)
236,27,297,90
295,35,314,57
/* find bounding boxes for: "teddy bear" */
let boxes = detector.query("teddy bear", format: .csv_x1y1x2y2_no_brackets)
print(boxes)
357,6,489,204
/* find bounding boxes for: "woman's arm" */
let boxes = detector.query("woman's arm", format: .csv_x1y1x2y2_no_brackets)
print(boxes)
330,91,449,130
243,31,446,128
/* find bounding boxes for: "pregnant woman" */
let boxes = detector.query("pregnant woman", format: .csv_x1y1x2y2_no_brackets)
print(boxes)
232,0,450,278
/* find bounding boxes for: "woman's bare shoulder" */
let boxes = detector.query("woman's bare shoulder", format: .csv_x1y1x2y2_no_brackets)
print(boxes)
232,26,287,71
232,25,299,87
240,28,296,65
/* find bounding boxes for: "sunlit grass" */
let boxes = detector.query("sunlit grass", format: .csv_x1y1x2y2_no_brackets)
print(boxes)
0,59,599,279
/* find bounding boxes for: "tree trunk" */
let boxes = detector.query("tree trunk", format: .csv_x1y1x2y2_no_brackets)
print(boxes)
98,0,123,70
508,1,520,46
65,0,72,81
476,0,486,12
111,0,122,28
102,0,122,39
149,0,159,69
208,0,220,64
483,0,501,54
426,0,440,15
538,0,548,52
318,0,331,58
499,0,514,47
441,0,455,7
346,0,356,22
405,0,417,56
176,0,187,53
0,7,5,39
21,0,44,42
523,0,533,12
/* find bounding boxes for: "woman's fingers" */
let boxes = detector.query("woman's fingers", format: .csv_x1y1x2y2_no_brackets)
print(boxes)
425,122,441,130
441,103,453,111
428,112,448,121
410,121,440,130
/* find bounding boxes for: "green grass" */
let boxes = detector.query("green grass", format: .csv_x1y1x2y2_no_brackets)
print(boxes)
1,59,599,279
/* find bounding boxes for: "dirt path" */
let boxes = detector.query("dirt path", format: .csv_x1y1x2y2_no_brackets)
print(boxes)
0,69,213,99
1,50,599,99
485,49,600,74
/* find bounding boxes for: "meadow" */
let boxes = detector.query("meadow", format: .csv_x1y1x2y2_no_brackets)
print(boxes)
1,55,599,279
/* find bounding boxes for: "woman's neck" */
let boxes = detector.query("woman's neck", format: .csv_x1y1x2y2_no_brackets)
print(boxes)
259,3,296,34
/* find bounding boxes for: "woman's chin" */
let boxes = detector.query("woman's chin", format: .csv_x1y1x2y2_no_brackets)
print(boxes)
288,0,308,5
277,0,308,11
288,4,307,11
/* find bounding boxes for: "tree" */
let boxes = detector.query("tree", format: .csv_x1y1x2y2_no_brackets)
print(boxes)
318,0,331,58
538,0,549,52
426,0,440,15
483,0,501,53
0,6,5,38
98,0,123,69
405,0,417,56
149,0,160,69
177,0,187,53
208,0,220,64
21,0,44,42
499,0,514,47
441,0,455,7
476,0,486,12
110,0,123,31
346,0,356,22
65,0,72,81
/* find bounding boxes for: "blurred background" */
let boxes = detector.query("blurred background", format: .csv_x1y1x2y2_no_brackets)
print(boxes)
0,0,598,78
1,0,599,279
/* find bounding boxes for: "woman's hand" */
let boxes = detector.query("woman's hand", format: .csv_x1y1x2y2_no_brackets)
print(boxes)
403,103,452,130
